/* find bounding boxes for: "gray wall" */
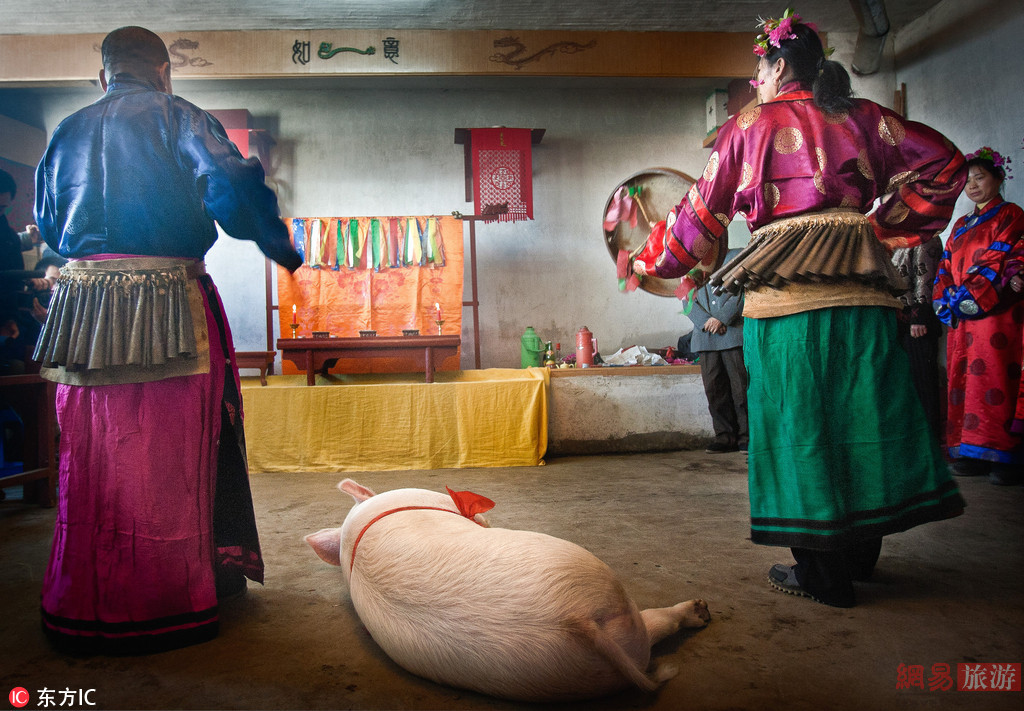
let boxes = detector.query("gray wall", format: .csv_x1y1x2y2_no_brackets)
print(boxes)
197,78,720,365
893,0,1024,225
5,0,1019,371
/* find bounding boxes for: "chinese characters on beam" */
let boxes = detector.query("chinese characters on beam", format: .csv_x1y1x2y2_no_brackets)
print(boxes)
292,37,400,66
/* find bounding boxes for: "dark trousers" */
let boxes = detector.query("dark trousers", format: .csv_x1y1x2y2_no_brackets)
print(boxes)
897,323,942,441
792,538,883,607
700,347,749,447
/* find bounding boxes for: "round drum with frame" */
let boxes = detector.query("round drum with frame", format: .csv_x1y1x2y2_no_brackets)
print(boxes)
603,167,724,297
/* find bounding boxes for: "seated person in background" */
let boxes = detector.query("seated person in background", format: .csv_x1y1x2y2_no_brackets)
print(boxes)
1,169,48,374
24,255,66,319
0,255,66,373
0,168,42,271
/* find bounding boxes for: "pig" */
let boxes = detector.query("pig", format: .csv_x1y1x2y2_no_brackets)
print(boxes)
305,479,711,702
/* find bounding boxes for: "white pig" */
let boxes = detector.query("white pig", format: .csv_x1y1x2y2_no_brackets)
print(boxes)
305,479,710,702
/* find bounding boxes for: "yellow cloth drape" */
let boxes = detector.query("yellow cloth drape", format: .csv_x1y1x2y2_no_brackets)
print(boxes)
241,368,548,472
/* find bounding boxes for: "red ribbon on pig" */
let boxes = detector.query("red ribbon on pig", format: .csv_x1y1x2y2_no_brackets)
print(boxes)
349,488,495,572
446,486,495,518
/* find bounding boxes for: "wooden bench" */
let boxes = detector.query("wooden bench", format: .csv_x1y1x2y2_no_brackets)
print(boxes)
235,351,276,386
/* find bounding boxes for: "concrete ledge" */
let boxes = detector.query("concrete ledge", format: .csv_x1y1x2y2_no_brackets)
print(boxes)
547,365,713,455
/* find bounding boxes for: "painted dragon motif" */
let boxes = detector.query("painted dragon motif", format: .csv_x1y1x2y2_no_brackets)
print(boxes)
168,38,213,68
489,36,597,70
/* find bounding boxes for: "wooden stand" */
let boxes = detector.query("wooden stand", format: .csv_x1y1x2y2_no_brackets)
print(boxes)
234,350,276,385
235,257,280,385
0,374,57,507
454,127,545,369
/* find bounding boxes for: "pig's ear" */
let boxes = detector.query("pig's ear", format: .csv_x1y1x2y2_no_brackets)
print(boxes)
305,528,342,566
338,479,376,502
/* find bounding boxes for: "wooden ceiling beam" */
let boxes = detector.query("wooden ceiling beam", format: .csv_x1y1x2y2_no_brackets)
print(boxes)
0,29,755,84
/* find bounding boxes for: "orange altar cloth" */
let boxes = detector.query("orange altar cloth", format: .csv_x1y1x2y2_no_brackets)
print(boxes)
277,215,463,375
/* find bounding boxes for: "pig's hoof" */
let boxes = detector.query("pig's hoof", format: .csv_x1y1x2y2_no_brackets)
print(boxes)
678,598,711,628
653,662,679,683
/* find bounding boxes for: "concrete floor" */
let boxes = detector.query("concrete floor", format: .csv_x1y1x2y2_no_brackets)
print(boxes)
1,450,1021,711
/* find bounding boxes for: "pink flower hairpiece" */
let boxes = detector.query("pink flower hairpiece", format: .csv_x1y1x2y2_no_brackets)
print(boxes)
751,6,835,74
966,146,1014,180
753,7,802,57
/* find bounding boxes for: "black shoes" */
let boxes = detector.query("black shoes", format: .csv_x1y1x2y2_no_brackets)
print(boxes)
989,464,1022,486
951,458,989,477
767,564,855,608
705,441,739,454
952,458,1022,485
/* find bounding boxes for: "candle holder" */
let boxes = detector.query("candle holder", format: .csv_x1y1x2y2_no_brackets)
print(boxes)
435,320,445,336
290,323,299,339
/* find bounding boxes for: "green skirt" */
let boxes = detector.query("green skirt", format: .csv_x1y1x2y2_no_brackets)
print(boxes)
744,306,964,550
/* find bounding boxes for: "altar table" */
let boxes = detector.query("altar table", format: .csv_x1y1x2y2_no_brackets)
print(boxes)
277,335,461,385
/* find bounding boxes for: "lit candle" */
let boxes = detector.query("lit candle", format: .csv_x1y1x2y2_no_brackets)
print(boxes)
292,303,297,325
434,302,442,321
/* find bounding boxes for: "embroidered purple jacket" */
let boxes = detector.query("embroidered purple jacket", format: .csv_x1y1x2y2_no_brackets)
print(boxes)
639,84,966,279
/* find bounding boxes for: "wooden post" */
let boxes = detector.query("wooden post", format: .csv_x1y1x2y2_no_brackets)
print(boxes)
454,128,544,370
264,256,275,374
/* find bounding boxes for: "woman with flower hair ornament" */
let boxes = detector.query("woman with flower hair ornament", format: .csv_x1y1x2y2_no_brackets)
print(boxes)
632,9,966,607
933,147,1024,484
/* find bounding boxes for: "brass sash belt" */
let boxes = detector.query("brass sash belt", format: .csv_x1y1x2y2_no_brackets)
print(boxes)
34,257,211,386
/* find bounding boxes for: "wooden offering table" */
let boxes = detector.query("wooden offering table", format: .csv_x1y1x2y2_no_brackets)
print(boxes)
277,335,461,385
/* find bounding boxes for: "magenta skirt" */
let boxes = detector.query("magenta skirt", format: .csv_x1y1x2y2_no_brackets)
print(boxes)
40,276,262,653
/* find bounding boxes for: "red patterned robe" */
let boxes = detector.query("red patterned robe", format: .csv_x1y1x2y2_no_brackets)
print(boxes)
933,196,1024,464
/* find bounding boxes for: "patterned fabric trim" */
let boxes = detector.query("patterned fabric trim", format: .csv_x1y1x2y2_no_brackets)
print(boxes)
750,481,964,550
743,280,901,318
41,605,219,655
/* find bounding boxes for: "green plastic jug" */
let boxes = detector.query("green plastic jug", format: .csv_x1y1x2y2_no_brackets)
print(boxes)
520,326,544,368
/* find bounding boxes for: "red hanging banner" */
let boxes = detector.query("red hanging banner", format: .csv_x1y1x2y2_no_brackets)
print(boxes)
471,128,534,222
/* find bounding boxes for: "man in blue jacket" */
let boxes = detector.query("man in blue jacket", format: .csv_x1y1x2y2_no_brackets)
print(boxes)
33,26,301,654
688,249,748,453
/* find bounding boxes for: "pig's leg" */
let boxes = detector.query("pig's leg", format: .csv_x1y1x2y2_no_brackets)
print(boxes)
642,599,710,644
